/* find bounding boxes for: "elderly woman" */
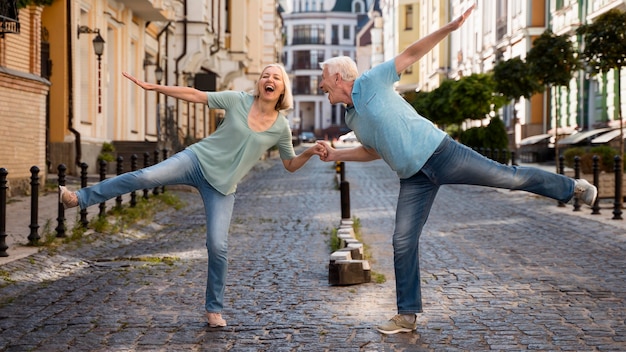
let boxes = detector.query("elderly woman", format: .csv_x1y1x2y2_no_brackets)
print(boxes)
60,64,324,327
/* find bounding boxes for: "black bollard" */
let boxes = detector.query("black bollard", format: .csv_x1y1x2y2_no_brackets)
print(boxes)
339,161,345,182
115,156,124,209
143,152,150,199
0,168,8,257
80,162,89,228
28,166,40,244
99,159,107,217
591,155,601,215
573,156,581,212
161,149,168,193
612,155,623,220
153,149,160,195
130,154,137,207
340,180,350,220
511,151,518,166
557,155,566,207
56,164,67,238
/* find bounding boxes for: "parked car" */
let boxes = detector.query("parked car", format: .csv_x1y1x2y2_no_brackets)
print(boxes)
299,131,316,143
338,131,358,143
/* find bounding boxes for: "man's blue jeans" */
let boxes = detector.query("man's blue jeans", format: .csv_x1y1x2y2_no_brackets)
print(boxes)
394,136,575,314
76,149,234,313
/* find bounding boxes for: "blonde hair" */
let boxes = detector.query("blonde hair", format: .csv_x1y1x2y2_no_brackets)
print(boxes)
320,56,359,82
252,64,294,111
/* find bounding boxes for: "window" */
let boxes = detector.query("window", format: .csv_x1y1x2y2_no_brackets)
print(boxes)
343,25,350,40
293,50,324,69
293,24,325,44
405,5,413,30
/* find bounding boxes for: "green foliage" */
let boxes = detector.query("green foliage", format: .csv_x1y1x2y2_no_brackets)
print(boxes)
483,116,509,150
576,9,626,75
17,0,53,8
493,57,542,100
563,145,622,173
459,117,509,152
97,142,115,162
526,30,578,88
450,73,504,121
429,79,461,125
458,127,484,149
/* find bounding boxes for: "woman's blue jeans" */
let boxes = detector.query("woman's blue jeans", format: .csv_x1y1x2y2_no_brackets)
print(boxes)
76,149,234,313
394,136,575,315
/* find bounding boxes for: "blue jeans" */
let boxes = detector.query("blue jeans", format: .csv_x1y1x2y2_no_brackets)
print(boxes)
394,136,575,314
76,149,235,313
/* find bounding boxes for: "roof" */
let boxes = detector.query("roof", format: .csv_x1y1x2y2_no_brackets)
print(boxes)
556,128,614,145
591,128,626,144
519,133,552,146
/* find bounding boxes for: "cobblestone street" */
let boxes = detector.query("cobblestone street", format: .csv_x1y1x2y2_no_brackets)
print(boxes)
1,150,625,351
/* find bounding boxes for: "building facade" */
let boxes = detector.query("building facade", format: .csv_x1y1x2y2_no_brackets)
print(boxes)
282,0,375,139
1,0,284,194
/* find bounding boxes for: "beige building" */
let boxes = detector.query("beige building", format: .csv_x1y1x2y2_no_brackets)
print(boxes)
1,0,284,194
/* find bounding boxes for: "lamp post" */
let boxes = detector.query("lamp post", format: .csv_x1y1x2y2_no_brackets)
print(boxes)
77,25,105,113
93,32,104,113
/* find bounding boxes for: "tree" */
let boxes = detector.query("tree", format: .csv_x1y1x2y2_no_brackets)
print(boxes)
493,57,542,159
526,30,578,170
450,73,506,123
494,57,541,103
428,79,462,126
577,9,626,209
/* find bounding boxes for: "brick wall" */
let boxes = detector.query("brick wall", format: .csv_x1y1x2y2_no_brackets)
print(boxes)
0,6,49,196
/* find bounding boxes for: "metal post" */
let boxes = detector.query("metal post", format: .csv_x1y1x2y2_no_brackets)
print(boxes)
28,166,40,244
558,155,566,207
115,156,124,208
55,164,67,237
340,180,350,220
99,160,107,217
143,152,150,199
592,155,601,215
0,168,9,257
80,163,89,227
612,155,623,220
130,154,137,207
153,149,160,195
573,156,581,212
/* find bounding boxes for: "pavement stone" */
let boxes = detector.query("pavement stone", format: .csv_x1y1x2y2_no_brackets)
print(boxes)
0,144,625,351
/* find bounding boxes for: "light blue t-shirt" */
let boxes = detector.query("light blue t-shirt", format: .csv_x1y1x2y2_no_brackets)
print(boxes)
188,91,295,195
345,59,447,179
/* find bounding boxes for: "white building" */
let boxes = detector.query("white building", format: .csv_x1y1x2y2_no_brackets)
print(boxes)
282,0,376,139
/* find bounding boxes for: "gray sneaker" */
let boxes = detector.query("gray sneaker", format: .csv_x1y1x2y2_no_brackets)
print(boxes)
376,314,417,335
574,179,598,206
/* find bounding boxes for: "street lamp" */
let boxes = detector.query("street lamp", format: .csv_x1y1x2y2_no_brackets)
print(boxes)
77,25,105,113
154,66,163,84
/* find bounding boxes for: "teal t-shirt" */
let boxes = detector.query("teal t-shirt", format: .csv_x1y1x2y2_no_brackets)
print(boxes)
187,91,295,195
345,59,446,179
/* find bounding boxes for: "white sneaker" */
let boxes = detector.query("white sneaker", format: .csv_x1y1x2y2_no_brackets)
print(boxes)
574,179,597,206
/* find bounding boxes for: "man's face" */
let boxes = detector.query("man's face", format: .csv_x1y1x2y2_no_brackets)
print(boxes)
319,67,339,104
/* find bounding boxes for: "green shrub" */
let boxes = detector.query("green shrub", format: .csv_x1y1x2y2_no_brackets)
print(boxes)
563,145,623,173
97,142,116,162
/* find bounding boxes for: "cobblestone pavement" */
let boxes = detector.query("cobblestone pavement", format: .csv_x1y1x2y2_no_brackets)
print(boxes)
1,148,625,351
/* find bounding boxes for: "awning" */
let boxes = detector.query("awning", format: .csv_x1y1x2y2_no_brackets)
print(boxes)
556,128,614,145
519,133,552,146
591,128,626,144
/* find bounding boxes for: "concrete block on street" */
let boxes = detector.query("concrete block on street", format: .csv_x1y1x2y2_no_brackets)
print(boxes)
328,259,371,285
